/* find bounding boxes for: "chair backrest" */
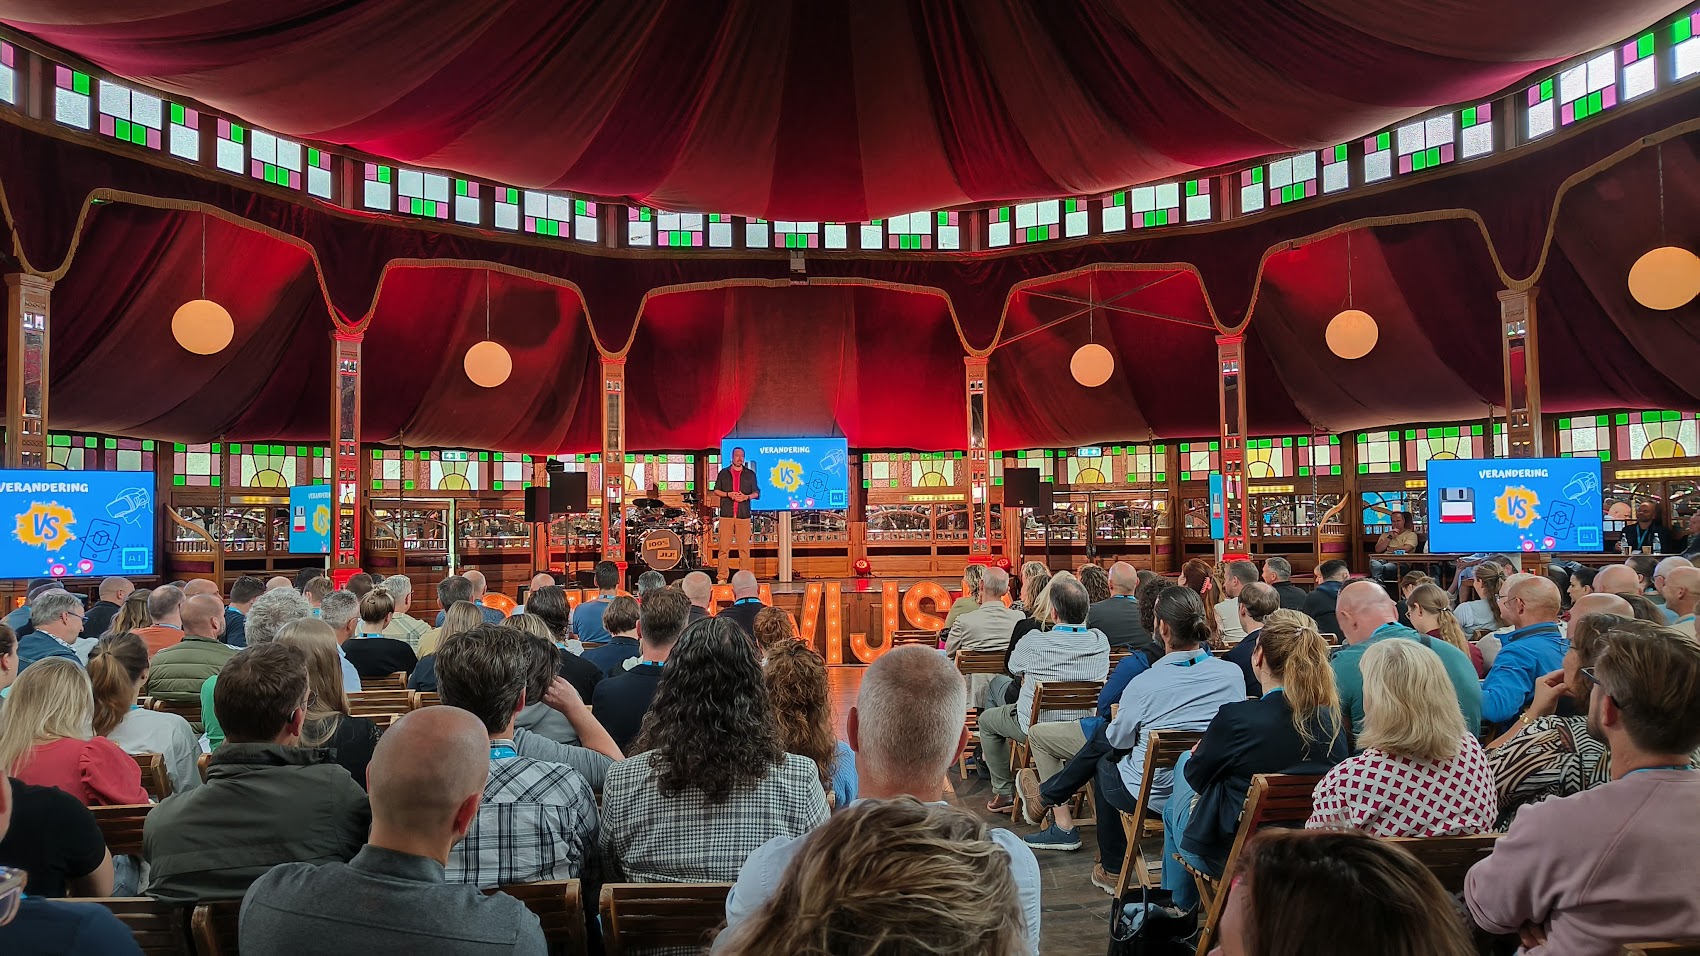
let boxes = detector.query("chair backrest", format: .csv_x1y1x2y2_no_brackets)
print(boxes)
1195,773,1323,954
360,671,407,691
65,897,192,956
148,697,202,726
1025,680,1105,726
1109,649,1132,668
1385,833,1501,894
348,689,414,717
92,803,153,858
1131,729,1205,819
132,751,173,800
409,690,441,710
196,752,211,783
599,882,732,956
955,649,1005,675
1622,944,1700,955
190,901,242,956
891,630,938,648
484,879,585,955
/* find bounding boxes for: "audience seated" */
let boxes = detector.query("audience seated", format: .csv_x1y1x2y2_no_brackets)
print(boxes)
513,586,604,699
0,625,15,699
716,800,1028,956
723,644,1041,953
1221,581,1279,694
1480,574,1570,730
378,574,432,649
2,578,49,633
1085,561,1156,649
1628,555,1682,624
459,571,505,624
1078,563,1112,606
942,564,986,632
275,619,381,789
0,772,139,955
342,587,420,679
764,640,856,808
224,575,265,648
1213,559,1258,643
634,569,667,600
1485,596,1632,824
0,773,113,899
131,585,194,657
202,587,312,751
0,657,147,807
569,561,622,644
717,570,769,639
681,571,714,625
1404,582,1486,677
582,595,642,675
592,588,689,752
145,593,236,711
750,605,795,661
83,576,132,644
1467,621,1700,955
1011,561,1050,615
945,566,1022,706
89,633,201,794
1215,830,1475,956
105,588,153,640
1563,563,1597,610
435,624,600,888
1261,557,1308,611
503,621,622,786
16,590,87,671
343,572,375,600
978,573,1110,817
265,575,293,591
1455,560,1510,637
419,575,472,657
1332,580,1482,742
319,590,368,694
998,573,1056,708
239,707,548,956
1302,560,1350,637
1661,565,1698,637
145,642,370,903
1308,638,1496,836
1370,511,1420,581
599,617,828,883
408,601,488,693
1163,609,1347,912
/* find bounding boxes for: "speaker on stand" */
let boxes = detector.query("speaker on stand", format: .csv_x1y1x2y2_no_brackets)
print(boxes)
1003,468,1050,570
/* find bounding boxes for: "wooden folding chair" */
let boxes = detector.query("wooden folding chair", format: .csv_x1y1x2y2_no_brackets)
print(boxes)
483,879,585,955
954,649,1006,675
64,897,192,956
197,752,211,783
360,670,408,691
348,689,414,717
1190,773,1323,956
132,752,173,800
148,696,202,729
409,690,441,710
92,804,153,858
1006,680,1104,813
891,629,939,649
1622,944,1700,955
1109,648,1132,670
958,708,980,780
598,882,732,956
1386,833,1501,894
189,900,242,956
1110,729,1203,896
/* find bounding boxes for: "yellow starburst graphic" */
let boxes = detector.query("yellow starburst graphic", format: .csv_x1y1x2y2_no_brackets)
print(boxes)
1493,486,1541,529
15,501,77,551
770,460,804,492
312,505,332,537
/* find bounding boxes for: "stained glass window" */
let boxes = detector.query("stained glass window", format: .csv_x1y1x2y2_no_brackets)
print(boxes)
0,42,15,105
1355,430,1402,474
507,191,597,241
1321,144,1350,193
1460,103,1494,160
1128,444,1167,484
1362,491,1409,529
911,453,959,488
1363,131,1394,183
988,201,1063,247
1005,449,1055,484
1616,410,1700,460
95,80,163,151
864,212,935,250
1296,435,1342,478
1179,441,1219,482
489,452,532,491
1244,438,1296,479
430,453,479,492
494,188,520,231
1066,449,1110,485
45,434,93,470
172,442,223,487
53,66,91,129
109,437,156,473
215,119,245,174
1529,50,1616,139
395,167,451,219
1678,10,1700,80
1405,424,1488,471
235,444,295,488
370,448,408,492
624,454,693,492
1622,32,1657,101
250,129,305,189
1556,414,1613,460
745,218,771,249
627,209,733,248
936,211,961,250
449,178,479,225
1105,183,1192,231
774,221,829,249
1242,153,1317,214
362,162,393,210
1394,113,1456,175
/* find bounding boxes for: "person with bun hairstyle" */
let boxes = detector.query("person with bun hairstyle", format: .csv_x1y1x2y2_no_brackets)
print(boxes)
1405,582,1487,677
89,633,201,794
341,587,419,680
1160,609,1347,912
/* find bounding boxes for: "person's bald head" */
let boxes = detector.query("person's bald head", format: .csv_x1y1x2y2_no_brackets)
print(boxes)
463,569,487,597
1109,562,1139,596
1571,592,1633,622
183,578,220,600
681,571,712,607
1504,574,1563,627
528,572,555,594
731,570,759,599
266,576,293,591
1656,557,1695,601
367,707,490,843
1336,580,1398,644
1666,566,1700,615
181,593,227,639
979,566,1010,598
1593,564,1640,596
98,576,134,602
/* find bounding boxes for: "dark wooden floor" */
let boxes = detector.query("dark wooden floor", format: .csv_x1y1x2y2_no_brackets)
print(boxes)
828,665,1112,956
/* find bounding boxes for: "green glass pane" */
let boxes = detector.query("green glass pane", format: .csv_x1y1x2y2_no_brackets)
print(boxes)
173,475,186,486
1462,106,1476,126
1638,33,1654,58
403,479,416,490
1676,17,1694,42
73,72,90,95
1378,132,1391,150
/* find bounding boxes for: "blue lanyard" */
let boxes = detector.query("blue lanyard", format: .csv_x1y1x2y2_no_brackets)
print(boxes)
735,597,762,606
489,742,519,760
1054,624,1089,633
1171,651,1211,668
1262,686,1284,698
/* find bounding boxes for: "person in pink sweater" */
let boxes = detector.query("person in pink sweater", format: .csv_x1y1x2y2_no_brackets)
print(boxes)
1466,622,1700,955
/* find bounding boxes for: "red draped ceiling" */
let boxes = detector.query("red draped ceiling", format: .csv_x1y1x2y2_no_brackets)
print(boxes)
0,0,1685,219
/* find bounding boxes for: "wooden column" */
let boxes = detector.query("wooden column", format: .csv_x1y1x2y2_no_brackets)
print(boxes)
330,331,363,573
4,274,52,468
1216,334,1251,555
600,357,626,565
966,356,992,560
1499,288,1542,457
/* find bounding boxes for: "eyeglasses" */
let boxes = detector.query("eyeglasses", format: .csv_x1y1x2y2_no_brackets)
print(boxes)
1579,666,1602,687
0,866,23,927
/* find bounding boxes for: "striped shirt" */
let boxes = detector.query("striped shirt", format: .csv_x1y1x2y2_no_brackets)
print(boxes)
1008,624,1110,729
445,747,599,889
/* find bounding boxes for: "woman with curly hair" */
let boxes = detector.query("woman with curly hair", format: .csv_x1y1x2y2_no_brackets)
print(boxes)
752,605,797,660
764,640,856,807
714,799,1027,956
600,617,829,883
1078,563,1111,605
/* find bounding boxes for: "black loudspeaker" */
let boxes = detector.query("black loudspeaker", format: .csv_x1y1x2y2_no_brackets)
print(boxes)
1004,467,1050,513
524,487,550,524
550,472,589,513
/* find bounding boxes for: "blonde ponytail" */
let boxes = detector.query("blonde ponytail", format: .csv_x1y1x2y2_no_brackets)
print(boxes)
1408,583,1471,656
1258,609,1341,750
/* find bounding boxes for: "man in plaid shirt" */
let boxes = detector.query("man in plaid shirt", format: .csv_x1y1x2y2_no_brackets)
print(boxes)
436,623,600,889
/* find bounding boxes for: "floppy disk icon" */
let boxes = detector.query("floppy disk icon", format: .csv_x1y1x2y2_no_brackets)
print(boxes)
1439,487,1476,524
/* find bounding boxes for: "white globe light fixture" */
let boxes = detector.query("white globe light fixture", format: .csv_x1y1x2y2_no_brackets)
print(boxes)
465,270,511,388
174,213,233,355
1327,231,1377,360
1629,146,1700,311
1070,342,1114,387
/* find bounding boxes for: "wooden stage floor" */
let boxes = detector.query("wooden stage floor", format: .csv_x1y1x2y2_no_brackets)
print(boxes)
827,665,1113,956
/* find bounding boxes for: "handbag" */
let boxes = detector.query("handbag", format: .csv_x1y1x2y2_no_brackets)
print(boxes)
1106,884,1196,956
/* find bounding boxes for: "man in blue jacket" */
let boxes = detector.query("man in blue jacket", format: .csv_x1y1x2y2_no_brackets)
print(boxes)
1479,574,1570,729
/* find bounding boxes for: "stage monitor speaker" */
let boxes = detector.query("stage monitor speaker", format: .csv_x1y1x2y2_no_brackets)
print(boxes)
524,487,550,524
1003,468,1050,513
550,472,589,514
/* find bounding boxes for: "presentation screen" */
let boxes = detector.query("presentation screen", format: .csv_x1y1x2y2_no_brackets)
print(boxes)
717,438,850,511
1426,457,1603,554
0,470,155,579
289,485,333,554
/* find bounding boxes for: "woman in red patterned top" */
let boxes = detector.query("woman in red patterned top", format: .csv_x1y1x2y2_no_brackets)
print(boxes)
0,657,148,807
1307,638,1496,836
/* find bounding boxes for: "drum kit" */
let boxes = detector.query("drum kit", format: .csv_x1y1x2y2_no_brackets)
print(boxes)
627,491,707,572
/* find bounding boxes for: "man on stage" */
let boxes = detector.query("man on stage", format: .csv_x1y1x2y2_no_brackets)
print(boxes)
715,447,760,583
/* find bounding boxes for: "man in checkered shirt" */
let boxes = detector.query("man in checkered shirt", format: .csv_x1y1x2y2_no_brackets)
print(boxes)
435,623,600,889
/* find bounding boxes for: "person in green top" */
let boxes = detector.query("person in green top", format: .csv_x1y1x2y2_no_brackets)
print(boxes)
201,674,224,750
942,564,986,632
1331,580,1482,746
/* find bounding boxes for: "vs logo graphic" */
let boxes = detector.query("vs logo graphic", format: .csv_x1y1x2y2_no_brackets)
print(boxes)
15,501,77,551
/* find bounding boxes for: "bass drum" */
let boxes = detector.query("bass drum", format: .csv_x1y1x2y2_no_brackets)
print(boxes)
639,528,685,571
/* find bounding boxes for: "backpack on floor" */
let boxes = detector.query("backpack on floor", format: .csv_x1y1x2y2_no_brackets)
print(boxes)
1107,884,1196,956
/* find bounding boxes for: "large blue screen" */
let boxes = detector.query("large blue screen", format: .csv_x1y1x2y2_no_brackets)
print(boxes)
0,470,155,579
1426,457,1603,554
717,438,850,511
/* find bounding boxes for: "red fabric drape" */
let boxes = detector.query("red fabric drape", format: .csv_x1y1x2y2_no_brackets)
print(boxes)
2,1,1683,218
